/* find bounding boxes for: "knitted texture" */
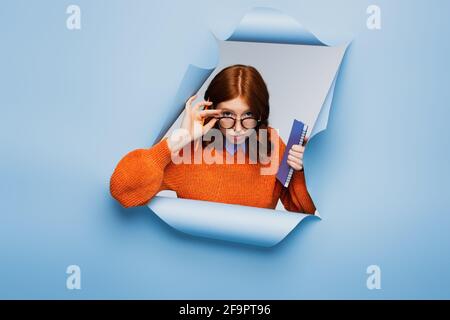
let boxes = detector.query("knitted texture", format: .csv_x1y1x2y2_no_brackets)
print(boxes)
110,127,316,214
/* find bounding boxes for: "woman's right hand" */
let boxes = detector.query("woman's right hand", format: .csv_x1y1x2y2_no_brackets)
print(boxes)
167,94,222,153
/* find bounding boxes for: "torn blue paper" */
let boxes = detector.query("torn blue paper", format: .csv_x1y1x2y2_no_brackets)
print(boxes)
147,7,350,247
149,196,314,247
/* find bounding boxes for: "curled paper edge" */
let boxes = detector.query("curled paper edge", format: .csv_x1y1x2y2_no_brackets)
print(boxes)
227,6,326,45
148,196,320,247
147,7,349,247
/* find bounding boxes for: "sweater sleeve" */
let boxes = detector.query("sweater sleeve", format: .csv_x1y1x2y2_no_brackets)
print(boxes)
110,137,174,208
279,170,316,214
276,135,316,214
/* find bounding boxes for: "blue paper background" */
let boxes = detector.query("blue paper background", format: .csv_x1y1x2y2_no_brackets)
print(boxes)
1,0,449,299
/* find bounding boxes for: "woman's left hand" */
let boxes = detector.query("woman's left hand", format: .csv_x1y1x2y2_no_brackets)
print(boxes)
287,138,308,171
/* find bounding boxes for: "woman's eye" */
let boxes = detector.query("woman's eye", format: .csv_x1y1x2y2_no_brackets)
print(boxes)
243,112,253,118
222,111,233,117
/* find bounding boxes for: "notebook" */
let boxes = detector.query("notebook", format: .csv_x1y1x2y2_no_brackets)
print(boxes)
276,119,308,188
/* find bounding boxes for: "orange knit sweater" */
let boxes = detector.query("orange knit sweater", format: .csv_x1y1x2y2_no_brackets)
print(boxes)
110,127,316,214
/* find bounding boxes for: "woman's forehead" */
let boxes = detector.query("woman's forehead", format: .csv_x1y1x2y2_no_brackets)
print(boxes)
216,97,251,113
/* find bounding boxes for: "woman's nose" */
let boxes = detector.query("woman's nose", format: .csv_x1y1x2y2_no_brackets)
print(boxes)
234,119,243,132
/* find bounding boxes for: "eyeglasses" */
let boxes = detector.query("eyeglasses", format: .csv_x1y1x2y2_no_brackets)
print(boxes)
215,115,261,129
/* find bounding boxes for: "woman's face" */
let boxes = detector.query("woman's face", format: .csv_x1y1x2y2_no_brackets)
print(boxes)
215,96,255,145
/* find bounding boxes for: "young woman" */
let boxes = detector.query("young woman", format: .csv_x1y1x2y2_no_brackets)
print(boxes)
110,64,316,214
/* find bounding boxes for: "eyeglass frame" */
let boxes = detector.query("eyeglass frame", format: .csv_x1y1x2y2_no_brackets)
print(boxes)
213,115,262,129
